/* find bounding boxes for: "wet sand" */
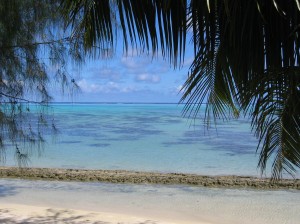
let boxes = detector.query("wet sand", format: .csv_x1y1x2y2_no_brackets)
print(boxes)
0,166,299,189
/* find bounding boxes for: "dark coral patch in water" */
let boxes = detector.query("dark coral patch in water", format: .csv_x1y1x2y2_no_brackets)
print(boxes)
59,141,82,144
88,143,110,147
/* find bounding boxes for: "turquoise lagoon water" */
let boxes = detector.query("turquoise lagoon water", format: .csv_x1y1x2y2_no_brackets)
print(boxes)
2,103,290,177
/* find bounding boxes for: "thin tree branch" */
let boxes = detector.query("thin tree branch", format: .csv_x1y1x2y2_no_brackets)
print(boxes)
0,37,72,49
0,92,43,104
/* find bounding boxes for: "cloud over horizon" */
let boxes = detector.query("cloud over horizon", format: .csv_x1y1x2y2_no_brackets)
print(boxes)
135,73,161,83
77,79,137,94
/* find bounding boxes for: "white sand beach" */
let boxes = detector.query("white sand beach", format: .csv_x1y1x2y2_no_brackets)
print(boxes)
0,203,202,224
0,178,300,224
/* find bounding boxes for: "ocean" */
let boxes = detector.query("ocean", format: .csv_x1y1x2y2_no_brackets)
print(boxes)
2,103,293,177
1,103,300,224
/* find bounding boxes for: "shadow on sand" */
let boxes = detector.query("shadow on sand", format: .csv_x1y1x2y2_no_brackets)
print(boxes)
0,208,159,224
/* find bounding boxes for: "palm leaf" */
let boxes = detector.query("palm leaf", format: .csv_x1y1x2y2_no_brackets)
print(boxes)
62,0,187,65
239,68,300,179
61,0,300,178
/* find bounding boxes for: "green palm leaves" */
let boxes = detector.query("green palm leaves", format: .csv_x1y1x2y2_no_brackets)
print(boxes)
182,0,300,178
62,0,187,64
62,0,300,178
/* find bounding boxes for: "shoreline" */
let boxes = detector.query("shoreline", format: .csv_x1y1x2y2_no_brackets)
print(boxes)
0,166,299,190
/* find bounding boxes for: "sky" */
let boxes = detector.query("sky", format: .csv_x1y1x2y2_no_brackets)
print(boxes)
54,43,194,103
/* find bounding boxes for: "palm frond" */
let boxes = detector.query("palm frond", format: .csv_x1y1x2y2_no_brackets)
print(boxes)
182,0,300,177
239,68,300,179
61,0,300,178
62,0,187,66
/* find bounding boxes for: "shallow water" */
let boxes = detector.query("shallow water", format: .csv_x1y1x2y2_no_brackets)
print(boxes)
2,103,296,177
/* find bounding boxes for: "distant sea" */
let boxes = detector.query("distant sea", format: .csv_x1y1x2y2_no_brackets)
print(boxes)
2,103,295,178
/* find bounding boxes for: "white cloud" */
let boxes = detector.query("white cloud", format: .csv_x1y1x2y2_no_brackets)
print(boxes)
122,86,137,93
121,58,138,69
121,55,151,70
120,51,175,79
135,73,161,83
121,57,146,69
168,84,186,96
77,79,103,93
77,79,137,94
88,67,122,82
176,85,184,92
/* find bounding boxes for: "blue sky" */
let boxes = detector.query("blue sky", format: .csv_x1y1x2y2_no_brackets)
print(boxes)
54,43,194,103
